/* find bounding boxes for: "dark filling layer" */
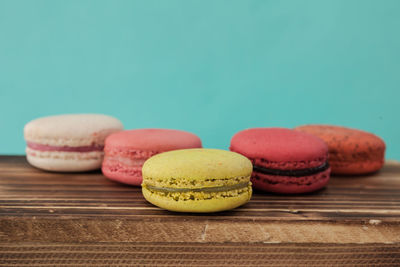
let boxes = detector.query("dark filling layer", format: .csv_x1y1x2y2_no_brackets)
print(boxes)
253,162,329,177
145,182,249,193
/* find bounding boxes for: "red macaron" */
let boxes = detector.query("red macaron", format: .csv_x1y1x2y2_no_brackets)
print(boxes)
102,129,202,185
230,128,330,194
295,125,386,175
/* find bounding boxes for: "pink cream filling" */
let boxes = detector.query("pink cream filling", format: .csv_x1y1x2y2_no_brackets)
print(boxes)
27,142,104,152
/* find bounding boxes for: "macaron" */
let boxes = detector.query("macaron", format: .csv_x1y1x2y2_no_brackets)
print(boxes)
230,128,330,194
295,125,386,175
24,114,123,172
102,129,202,186
141,149,253,213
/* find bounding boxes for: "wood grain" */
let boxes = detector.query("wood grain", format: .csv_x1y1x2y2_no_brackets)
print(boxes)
0,242,399,266
1,156,400,265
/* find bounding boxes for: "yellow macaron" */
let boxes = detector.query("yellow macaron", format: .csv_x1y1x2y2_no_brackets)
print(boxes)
141,148,253,213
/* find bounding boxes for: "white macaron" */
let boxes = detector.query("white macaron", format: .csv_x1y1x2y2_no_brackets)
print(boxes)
24,114,123,172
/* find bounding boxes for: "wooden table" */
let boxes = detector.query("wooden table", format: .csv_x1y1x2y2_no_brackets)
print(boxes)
0,156,399,266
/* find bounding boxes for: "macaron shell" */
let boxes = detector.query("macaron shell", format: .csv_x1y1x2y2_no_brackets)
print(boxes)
142,149,253,181
252,168,330,194
26,150,103,172
295,125,385,175
230,128,328,170
102,156,144,185
142,186,252,213
330,160,384,175
24,114,123,147
104,129,202,151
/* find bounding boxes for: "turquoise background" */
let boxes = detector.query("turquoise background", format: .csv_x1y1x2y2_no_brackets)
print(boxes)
0,0,399,159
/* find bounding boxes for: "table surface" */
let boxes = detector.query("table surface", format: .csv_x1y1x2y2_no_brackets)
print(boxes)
1,156,400,266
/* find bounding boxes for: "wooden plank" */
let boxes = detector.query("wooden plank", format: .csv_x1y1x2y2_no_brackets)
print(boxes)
0,242,399,266
0,156,400,264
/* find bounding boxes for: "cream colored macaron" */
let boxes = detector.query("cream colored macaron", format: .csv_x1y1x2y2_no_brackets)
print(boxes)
142,149,253,213
24,114,123,172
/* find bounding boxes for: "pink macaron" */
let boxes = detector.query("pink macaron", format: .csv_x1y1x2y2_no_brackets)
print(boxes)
102,129,202,185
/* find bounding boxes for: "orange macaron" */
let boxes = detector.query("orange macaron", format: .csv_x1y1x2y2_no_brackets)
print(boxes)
295,125,385,175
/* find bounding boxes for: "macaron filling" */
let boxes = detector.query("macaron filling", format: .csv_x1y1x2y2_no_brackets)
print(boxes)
145,181,250,193
144,175,250,188
253,162,330,177
27,142,104,152
143,182,252,201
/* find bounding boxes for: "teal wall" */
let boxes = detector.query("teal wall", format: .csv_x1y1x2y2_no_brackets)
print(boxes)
1,0,399,159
